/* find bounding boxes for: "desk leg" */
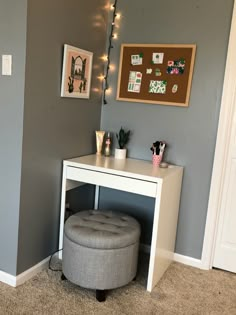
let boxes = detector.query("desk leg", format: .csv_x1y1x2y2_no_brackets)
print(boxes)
58,165,67,259
147,183,162,292
94,185,100,210
147,171,183,292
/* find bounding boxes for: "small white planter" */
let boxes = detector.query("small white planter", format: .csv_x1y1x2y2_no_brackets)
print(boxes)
114,148,127,159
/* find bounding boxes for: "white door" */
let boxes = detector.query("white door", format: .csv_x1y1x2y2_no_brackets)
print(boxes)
213,92,236,272
201,2,236,272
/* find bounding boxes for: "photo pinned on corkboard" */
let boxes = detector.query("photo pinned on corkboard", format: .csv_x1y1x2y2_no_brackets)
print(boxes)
117,44,196,107
61,44,93,99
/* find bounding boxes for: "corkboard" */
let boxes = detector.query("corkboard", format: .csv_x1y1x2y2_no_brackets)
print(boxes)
116,44,196,107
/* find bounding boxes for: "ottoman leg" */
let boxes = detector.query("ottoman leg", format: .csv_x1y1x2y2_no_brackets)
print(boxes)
96,290,106,302
61,273,67,281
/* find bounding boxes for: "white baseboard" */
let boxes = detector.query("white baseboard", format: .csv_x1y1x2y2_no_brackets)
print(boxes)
0,251,206,288
0,255,51,287
173,253,203,269
0,270,17,287
140,244,204,269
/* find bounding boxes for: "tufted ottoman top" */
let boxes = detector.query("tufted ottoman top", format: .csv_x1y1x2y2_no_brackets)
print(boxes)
64,210,141,249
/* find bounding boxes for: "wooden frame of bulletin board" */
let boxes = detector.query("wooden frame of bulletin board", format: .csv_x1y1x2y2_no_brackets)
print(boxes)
116,44,196,107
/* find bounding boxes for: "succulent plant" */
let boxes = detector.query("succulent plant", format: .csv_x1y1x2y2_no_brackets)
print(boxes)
68,76,74,93
116,127,131,149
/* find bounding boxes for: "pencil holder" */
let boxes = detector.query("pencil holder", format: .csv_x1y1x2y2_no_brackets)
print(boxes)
152,154,162,167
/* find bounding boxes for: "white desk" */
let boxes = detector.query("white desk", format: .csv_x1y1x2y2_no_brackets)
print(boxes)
59,154,183,292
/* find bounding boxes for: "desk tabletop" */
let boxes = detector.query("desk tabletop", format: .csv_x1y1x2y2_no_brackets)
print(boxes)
64,154,183,183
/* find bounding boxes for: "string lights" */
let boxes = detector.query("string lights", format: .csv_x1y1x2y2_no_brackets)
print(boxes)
102,0,119,104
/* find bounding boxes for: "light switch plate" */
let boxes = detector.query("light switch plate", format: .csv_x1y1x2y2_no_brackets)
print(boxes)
2,55,12,76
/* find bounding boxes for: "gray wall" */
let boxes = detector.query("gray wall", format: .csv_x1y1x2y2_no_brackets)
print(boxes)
17,0,108,274
0,0,27,275
100,0,234,259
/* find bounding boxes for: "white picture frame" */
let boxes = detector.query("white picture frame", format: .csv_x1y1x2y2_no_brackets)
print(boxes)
61,44,93,99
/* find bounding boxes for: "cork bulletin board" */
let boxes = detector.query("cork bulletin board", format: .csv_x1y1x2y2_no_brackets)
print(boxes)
116,44,196,107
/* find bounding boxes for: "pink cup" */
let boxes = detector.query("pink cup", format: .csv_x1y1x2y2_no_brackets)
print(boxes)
152,154,162,166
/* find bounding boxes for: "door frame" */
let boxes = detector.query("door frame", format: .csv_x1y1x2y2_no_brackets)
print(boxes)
201,1,236,269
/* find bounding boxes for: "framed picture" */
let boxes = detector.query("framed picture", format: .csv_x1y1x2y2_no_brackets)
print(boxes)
117,44,196,107
61,44,93,99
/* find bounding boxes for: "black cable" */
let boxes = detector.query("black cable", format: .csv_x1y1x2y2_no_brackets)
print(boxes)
48,248,63,272
49,208,74,272
103,0,118,104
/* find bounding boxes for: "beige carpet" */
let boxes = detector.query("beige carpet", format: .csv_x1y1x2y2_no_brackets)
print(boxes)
0,254,236,315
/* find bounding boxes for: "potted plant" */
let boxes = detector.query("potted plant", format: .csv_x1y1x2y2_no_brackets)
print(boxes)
115,127,131,159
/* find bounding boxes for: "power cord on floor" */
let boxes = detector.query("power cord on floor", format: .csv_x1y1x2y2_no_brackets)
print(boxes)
49,208,74,272
48,248,63,272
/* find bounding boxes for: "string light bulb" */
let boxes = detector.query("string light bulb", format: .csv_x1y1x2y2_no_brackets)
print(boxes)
106,88,112,95
101,55,108,61
103,0,119,105
109,64,115,71
98,74,105,81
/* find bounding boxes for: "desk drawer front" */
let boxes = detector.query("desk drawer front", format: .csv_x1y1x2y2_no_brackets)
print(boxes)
67,166,157,197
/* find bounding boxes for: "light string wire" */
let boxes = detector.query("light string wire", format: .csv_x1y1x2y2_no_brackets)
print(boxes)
103,0,118,104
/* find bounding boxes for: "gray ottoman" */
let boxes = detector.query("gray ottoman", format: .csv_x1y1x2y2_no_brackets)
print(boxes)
62,210,141,301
